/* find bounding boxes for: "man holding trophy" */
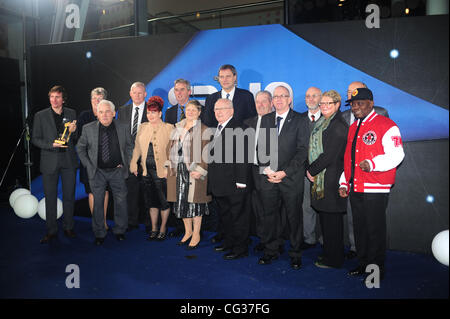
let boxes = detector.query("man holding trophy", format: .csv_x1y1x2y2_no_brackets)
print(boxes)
32,85,78,244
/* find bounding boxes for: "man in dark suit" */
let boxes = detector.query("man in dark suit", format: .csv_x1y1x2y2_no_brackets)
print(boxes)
117,82,148,233
77,100,133,245
300,86,323,250
164,78,191,238
201,64,256,128
341,81,390,260
257,85,309,270
244,90,273,252
32,85,78,244
208,98,251,260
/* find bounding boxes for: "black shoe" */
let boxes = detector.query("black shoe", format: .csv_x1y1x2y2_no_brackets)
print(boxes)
348,265,366,277
147,231,159,241
115,234,125,241
186,243,199,250
291,257,302,270
300,242,316,250
177,236,192,246
214,245,230,252
94,237,105,245
156,232,167,241
258,254,278,265
211,234,223,244
64,229,76,238
169,228,184,237
345,250,357,260
314,260,332,269
254,243,265,252
40,233,57,244
127,224,139,232
223,251,248,260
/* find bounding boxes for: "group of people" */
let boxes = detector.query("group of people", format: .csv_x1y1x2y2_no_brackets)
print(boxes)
31,64,405,282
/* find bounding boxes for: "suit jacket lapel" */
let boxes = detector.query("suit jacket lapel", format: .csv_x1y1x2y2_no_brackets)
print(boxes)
278,109,294,137
91,121,99,165
45,108,58,139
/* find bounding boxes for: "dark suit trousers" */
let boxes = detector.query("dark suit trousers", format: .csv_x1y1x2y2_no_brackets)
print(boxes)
126,173,149,227
251,165,265,239
42,153,76,234
260,183,304,258
91,168,128,237
350,191,389,271
318,211,345,268
215,192,250,255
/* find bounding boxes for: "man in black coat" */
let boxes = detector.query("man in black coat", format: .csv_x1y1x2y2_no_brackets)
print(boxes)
208,98,251,260
257,85,309,270
116,82,148,232
201,64,256,128
32,85,78,243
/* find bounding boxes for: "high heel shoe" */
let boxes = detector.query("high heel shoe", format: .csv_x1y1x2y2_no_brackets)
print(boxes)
156,232,167,241
147,231,159,241
177,235,192,246
186,243,199,250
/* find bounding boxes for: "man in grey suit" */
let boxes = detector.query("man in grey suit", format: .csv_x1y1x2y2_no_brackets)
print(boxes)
341,81,389,259
32,85,78,244
300,86,323,250
77,100,133,245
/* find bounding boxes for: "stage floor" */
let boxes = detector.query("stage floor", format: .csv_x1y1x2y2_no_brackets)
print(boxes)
0,202,448,299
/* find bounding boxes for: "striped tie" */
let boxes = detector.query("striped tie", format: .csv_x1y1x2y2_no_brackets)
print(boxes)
101,129,110,163
226,93,230,100
180,105,185,120
132,107,139,138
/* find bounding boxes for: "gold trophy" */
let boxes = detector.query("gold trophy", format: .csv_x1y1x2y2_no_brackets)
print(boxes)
54,118,73,147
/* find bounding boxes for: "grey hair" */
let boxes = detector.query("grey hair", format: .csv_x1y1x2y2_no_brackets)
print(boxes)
186,99,202,112
174,78,191,91
97,99,116,113
255,90,272,102
130,82,146,90
214,98,233,110
91,87,107,99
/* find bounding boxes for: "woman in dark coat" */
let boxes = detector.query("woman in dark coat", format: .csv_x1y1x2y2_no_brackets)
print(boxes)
306,89,348,269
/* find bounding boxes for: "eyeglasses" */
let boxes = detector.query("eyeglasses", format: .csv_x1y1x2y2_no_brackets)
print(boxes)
305,94,321,99
214,107,232,112
273,94,290,99
319,101,337,106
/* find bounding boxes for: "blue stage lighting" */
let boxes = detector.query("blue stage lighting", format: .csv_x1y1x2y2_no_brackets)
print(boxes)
390,49,399,59
426,195,434,203
86,51,92,59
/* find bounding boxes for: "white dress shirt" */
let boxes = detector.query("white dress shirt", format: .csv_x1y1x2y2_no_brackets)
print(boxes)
130,102,145,135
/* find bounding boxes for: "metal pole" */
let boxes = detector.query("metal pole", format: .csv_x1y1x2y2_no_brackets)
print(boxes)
284,0,289,25
22,13,32,191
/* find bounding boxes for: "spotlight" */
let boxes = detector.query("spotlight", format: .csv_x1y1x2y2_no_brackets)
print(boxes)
390,49,399,59
426,195,435,203
86,51,92,59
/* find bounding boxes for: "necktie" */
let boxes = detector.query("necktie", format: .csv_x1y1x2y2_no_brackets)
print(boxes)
214,124,223,139
101,128,110,163
132,107,139,138
311,115,315,122
276,116,283,135
350,119,364,188
180,105,185,120
226,93,230,100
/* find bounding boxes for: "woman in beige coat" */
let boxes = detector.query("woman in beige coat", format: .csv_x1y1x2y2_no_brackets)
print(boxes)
166,100,212,249
130,96,174,241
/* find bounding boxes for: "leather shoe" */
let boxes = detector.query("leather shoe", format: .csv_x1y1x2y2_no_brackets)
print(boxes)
147,231,159,241
186,243,199,250
156,232,166,241
314,260,332,269
345,250,357,260
214,245,230,252
94,237,105,245
40,233,57,244
348,265,366,276
177,236,192,246
223,251,248,260
64,229,76,238
258,254,278,265
115,234,125,241
291,257,302,270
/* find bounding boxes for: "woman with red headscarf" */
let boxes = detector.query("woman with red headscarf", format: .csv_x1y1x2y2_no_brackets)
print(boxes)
130,96,174,241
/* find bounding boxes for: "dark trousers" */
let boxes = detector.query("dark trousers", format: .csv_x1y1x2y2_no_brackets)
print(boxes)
91,168,128,237
260,184,304,258
318,211,345,268
125,173,149,227
41,153,76,235
215,192,250,255
250,165,265,239
350,191,389,271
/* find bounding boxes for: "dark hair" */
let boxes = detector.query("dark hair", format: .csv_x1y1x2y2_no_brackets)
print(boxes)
146,96,164,112
48,85,67,102
218,64,237,76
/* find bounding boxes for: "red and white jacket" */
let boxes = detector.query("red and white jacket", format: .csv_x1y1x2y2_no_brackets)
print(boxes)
339,110,405,193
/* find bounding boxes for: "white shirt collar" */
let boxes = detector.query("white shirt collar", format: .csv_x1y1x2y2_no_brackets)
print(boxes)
308,109,321,121
218,116,233,130
275,108,290,120
221,87,236,100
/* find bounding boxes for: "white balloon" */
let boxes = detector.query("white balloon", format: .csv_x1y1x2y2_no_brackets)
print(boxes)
13,194,38,219
37,197,64,220
432,230,449,266
9,188,31,208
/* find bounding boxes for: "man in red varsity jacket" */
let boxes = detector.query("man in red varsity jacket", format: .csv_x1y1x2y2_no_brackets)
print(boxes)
338,88,405,281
